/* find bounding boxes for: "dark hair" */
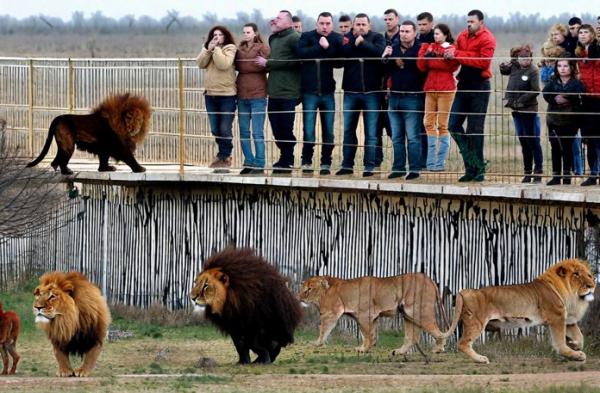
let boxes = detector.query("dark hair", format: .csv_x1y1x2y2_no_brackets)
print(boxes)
400,20,416,30
279,10,293,22
204,25,236,49
553,55,579,80
468,10,484,21
292,15,301,23
575,24,598,57
417,12,433,22
568,17,582,26
318,12,333,20
243,22,264,44
354,13,370,23
339,14,351,23
384,9,399,17
434,23,454,44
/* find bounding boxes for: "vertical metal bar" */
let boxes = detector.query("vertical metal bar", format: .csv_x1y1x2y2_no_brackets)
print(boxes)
68,58,74,113
28,59,34,158
102,192,108,296
178,58,185,175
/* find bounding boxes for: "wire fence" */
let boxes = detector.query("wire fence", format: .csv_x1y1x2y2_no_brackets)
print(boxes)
0,56,595,182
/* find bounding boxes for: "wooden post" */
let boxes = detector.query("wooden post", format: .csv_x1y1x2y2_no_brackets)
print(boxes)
68,58,74,113
28,59,34,158
178,58,185,175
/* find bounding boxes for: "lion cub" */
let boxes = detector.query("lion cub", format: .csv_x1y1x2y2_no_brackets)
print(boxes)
0,301,20,374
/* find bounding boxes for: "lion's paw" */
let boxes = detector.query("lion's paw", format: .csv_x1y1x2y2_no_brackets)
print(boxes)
355,346,369,353
74,368,90,377
312,340,325,347
571,351,586,362
57,369,75,377
473,355,490,364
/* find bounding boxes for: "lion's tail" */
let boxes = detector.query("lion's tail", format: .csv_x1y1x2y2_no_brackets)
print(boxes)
435,286,451,331
440,291,464,339
26,116,59,168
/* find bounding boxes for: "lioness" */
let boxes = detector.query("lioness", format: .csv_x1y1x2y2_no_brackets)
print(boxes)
298,273,449,355
445,258,596,363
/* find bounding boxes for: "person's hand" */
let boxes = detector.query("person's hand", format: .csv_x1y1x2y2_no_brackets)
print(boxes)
319,36,330,50
500,61,511,68
208,36,220,51
443,47,456,60
355,35,364,46
255,56,267,67
555,95,569,105
382,45,392,58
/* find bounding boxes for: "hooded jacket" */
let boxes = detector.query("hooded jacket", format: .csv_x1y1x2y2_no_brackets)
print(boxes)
454,26,496,88
235,41,270,99
417,42,459,92
267,27,301,99
499,60,540,112
196,44,237,96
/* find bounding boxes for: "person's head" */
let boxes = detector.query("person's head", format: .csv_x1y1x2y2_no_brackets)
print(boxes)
271,10,293,33
204,25,236,48
399,20,417,45
466,9,484,35
338,14,352,34
512,44,533,68
316,12,334,36
433,23,453,44
596,17,600,35
554,56,578,79
568,17,582,38
292,15,303,32
383,9,399,33
549,23,568,45
353,13,371,36
541,42,565,60
578,24,597,46
417,12,434,35
242,23,263,44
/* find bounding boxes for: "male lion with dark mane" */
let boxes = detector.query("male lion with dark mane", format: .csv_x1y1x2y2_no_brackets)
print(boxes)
27,93,151,174
191,248,302,364
445,258,596,363
298,273,450,356
33,272,111,377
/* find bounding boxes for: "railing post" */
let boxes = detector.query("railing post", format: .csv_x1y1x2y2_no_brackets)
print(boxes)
28,59,34,158
178,58,185,175
68,58,74,113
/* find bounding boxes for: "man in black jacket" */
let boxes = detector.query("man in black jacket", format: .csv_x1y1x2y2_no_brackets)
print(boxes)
297,12,343,175
335,13,386,177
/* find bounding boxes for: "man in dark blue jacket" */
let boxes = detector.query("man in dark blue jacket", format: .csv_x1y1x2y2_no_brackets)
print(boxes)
297,12,343,175
385,20,426,180
335,13,386,177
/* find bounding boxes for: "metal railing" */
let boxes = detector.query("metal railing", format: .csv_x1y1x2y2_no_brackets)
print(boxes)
0,56,581,182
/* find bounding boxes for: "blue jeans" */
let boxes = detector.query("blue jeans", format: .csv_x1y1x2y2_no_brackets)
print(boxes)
449,81,491,177
572,132,583,175
238,98,266,168
268,98,297,167
205,95,236,159
341,92,380,171
512,112,543,173
388,94,424,173
301,93,335,167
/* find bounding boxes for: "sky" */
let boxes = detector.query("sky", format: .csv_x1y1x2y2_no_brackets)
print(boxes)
1,0,591,20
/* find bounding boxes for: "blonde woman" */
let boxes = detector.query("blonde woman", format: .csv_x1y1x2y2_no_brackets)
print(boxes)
197,26,237,171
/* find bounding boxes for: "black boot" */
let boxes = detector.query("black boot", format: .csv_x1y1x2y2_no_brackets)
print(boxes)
531,170,543,183
581,176,598,186
546,176,561,186
562,172,572,185
521,171,532,183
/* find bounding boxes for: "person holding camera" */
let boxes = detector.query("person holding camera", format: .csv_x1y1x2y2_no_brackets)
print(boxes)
197,26,238,172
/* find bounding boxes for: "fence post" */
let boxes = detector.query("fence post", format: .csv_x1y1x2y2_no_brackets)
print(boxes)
28,59,34,158
68,58,74,113
178,58,185,175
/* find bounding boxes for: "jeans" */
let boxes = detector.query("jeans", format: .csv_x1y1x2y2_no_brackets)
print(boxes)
387,94,424,173
238,98,267,168
301,93,335,167
268,98,298,167
341,92,380,171
448,81,491,177
375,97,392,166
205,95,236,159
512,112,543,174
548,123,577,176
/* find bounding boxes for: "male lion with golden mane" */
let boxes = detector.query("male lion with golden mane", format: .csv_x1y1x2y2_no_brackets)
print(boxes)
298,273,450,356
445,258,596,364
191,248,302,364
33,272,111,377
27,93,151,174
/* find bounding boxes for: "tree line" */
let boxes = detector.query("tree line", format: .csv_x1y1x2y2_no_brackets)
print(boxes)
0,10,598,35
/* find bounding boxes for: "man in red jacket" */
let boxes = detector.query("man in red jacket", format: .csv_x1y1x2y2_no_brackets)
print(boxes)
444,10,496,182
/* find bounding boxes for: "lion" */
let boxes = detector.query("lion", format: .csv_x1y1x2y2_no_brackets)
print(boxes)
0,301,20,375
444,258,596,364
26,93,151,174
298,273,450,356
190,248,302,364
33,271,111,377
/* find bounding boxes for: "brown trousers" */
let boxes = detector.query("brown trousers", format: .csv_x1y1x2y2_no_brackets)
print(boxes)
424,92,456,137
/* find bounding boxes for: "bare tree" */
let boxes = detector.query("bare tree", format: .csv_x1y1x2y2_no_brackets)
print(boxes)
0,119,70,242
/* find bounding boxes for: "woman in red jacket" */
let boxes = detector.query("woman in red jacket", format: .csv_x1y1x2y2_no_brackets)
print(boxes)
417,24,460,171
575,24,600,186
